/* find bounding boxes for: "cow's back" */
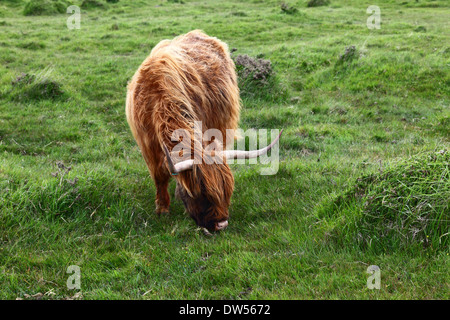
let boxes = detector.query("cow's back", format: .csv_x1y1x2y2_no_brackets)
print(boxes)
126,30,240,150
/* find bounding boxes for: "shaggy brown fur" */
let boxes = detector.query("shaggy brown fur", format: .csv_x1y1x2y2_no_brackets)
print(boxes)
126,30,240,231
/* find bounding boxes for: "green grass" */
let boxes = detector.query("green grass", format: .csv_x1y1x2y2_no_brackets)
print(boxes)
0,0,449,299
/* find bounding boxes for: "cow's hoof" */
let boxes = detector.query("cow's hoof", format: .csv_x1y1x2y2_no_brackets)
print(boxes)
155,208,169,215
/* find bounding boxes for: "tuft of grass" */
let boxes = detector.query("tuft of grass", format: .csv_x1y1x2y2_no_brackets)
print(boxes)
18,41,46,50
414,25,427,32
23,0,68,16
306,0,330,8
81,0,105,9
337,45,358,64
280,2,298,14
318,150,449,253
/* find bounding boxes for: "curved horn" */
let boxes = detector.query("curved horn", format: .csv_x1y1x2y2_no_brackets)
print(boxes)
162,144,194,174
222,129,283,160
163,129,283,172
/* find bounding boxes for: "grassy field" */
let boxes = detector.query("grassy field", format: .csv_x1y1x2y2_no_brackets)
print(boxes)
0,0,449,299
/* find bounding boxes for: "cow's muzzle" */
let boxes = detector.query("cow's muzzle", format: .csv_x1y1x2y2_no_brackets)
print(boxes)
215,220,228,231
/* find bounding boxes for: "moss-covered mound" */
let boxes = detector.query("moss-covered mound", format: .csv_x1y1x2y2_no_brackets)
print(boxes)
10,71,65,101
318,150,449,253
232,53,289,103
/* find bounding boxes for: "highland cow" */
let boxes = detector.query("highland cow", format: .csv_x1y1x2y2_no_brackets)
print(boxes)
126,30,281,232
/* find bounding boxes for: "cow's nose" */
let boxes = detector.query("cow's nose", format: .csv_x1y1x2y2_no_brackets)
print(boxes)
215,220,228,231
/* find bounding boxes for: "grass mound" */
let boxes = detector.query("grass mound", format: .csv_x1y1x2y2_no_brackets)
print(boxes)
233,53,289,103
81,0,105,9
280,2,298,14
10,71,65,101
23,0,68,16
318,150,449,253
306,0,330,8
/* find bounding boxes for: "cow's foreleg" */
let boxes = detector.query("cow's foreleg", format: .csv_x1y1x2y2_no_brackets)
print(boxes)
154,169,171,215
136,134,172,215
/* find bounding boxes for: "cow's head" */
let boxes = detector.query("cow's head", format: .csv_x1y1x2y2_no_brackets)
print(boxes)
174,163,233,232
163,130,283,233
